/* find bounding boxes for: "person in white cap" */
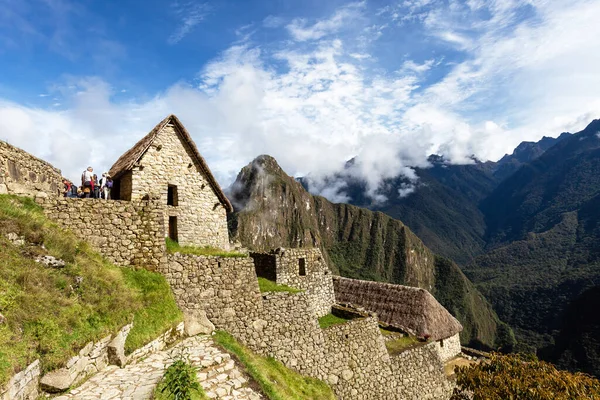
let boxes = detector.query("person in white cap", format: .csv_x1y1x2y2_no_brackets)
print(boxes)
100,173,112,200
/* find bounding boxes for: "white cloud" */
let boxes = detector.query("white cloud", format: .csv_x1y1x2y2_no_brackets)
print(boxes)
263,15,284,28
1,0,600,205
168,1,209,44
286,1,366,41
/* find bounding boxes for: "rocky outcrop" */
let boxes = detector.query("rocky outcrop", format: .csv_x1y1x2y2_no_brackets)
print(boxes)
228,155,502,349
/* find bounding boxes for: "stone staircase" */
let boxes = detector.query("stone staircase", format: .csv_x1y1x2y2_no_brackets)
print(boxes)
52,335,262,400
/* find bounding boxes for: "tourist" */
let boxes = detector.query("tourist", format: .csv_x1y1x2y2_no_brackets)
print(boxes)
81,167,94,198
101,173,112,200
62,179,71,197
93,174,100,199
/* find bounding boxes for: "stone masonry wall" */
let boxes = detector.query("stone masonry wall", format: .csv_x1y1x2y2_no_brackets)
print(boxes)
389,342,455,400
42,198,166,269
434,333,462,363
0,360,40,400
0,140,62,197
163,253,453,400
126,125,229,249
251,248,335,317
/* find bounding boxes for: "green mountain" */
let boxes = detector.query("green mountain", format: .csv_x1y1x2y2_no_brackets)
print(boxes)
553,285,600,378
228,155,507,349
465,120,600,354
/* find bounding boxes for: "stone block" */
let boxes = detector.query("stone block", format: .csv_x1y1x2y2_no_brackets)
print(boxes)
184,311,215,336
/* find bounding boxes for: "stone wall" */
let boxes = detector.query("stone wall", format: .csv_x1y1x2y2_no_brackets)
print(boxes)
0,360,40,400
39,335,114,393
126,322,185,364
434,333,462,363
389,342,454,400
251,248,335,317
42,198,166,269
163,253,453,400
0,140,62,197
123,125,229,249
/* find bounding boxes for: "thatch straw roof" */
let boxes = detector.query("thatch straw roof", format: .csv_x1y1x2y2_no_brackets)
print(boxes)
332,276,462,341
108,115,232,212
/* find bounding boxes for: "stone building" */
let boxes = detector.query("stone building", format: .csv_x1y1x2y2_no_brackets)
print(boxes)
108,115,232,249
250,248,335,317
333,276,463,362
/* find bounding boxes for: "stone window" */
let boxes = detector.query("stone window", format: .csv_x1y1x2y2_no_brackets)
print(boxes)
167,184,178,206
440,339,444,347
298,258,306,276
168,216,178,242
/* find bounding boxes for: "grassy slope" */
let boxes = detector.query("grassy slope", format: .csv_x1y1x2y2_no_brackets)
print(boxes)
0,195,182,384
213,331,335,400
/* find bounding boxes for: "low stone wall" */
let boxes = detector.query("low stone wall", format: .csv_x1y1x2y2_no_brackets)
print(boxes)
40,335,113,393
41,198,166,269
1,322,187,398
0,360,40,400
126,322,185,364
0,140,62,197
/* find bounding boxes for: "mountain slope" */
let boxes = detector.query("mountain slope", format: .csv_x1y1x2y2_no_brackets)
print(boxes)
464,120,600,352
552,285,600,378
228,155,505,349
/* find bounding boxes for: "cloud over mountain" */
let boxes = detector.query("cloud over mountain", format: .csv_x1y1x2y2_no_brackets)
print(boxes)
0,0,599,201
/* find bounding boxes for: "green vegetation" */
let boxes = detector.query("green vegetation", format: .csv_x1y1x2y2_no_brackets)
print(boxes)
384,336,420,355
318,314,350,329
257,277,302,294
212,331,335,400
154,359,207,400
165,238,246,258
121,268,183,354
451,353,600,400
0,194,181,385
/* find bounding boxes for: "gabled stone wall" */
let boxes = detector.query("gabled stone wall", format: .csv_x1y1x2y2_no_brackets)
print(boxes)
0,140,62,197
41,198,166,269
125,125,229,249
251,248,335,317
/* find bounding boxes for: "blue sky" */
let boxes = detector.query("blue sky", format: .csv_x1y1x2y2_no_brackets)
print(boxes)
1,0,599,201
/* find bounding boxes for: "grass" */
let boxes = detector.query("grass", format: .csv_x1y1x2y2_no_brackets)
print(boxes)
384,335,421,355
122,268,183,354
318,314,351,329
0,194,181,385
212,331,335,400
257,277,302,294
165,238,247,258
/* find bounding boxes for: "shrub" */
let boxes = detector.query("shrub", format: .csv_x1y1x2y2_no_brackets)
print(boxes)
155,359,206,400
451,353,600,400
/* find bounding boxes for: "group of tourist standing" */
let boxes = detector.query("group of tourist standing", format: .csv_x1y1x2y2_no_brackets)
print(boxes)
62,167,113,199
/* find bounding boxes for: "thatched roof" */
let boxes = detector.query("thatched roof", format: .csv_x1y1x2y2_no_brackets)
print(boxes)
332,276,462,341
108,115,232,212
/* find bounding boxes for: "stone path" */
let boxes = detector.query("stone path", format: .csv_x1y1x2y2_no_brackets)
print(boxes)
54,335,262,400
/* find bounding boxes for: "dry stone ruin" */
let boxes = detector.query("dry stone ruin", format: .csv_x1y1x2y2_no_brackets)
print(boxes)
0,115,467,400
